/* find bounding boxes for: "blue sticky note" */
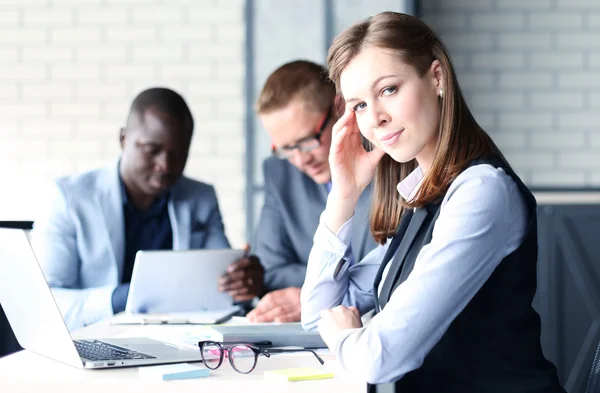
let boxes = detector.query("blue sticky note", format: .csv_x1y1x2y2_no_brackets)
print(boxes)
139,363,210,381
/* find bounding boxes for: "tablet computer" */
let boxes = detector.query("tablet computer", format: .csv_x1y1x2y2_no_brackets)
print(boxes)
125,249,244,314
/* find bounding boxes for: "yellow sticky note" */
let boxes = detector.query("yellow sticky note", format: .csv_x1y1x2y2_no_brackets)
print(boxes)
264,367,334,382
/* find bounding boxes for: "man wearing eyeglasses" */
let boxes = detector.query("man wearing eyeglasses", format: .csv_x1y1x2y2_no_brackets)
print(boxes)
219,60,377,322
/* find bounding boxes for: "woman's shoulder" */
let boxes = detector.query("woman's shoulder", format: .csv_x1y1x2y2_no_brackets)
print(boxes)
436,163,528,248
443,163,522,209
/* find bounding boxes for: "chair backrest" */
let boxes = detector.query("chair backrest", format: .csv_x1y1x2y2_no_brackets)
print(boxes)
0,222,31,357
0,221,33,230
586,341,600,393
0,305,21,357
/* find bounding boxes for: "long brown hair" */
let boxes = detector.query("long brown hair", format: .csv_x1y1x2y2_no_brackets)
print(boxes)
328,12,507,244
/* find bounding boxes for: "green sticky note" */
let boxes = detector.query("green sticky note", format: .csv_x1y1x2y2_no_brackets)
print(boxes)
264,367,334,382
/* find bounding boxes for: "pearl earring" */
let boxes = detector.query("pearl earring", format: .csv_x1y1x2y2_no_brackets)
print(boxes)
439,88,444,98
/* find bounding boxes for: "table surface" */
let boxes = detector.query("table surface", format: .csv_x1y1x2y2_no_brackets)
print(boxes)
532,191,600,204
0,319,366,393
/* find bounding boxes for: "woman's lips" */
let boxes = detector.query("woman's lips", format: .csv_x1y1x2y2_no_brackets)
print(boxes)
379,130,403,146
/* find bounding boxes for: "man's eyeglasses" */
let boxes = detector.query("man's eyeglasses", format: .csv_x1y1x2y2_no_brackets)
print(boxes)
198,340,325,374
272,105,333,160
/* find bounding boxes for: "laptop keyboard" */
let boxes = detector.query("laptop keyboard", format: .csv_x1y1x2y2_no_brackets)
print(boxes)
74,340,156,361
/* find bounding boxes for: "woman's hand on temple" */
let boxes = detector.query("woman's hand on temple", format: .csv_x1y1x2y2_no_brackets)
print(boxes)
329,109,384,199
326,109,385,232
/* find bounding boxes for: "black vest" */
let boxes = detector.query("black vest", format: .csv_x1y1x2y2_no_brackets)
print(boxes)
373,158,565,393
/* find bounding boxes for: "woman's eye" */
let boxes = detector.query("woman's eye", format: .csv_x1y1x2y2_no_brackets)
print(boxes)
382,86,397,96
352,102,367,112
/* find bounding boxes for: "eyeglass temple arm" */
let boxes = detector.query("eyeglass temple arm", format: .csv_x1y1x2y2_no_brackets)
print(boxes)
272,103,334,155
200,340,272,348
265,348,325,365
227,340,272,346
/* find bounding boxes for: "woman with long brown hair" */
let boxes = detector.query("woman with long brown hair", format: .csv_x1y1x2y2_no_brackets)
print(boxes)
300,12,564,392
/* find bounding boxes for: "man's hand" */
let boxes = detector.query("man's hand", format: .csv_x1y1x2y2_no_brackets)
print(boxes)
318,305,362,350
218,255,265,302
246,287,301,323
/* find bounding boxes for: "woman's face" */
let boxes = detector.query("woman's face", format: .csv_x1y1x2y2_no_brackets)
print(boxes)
340,47,443,171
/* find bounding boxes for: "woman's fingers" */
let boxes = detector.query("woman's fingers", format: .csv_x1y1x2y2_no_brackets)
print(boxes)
332,113,360,148
330,125,362,166
331,108,356,136
329,131,349,166
331,124,350,148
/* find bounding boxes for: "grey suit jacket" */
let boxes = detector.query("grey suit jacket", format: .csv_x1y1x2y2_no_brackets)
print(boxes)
31,159,230,330
253,157,377,291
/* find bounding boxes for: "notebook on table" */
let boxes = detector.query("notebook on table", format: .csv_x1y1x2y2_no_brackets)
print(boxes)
205,323,327,348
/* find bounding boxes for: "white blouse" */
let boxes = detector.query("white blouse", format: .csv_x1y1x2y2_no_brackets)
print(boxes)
300,164,529,384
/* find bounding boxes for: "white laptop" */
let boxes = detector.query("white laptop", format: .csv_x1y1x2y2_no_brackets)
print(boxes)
0,228,203,369
125,249,243,322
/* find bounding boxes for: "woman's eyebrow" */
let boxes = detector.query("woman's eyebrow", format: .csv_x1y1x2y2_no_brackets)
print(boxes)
344,74,399,103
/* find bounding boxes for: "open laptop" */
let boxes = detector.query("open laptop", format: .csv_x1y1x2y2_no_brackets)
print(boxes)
0,228,203,369
124,249,244,321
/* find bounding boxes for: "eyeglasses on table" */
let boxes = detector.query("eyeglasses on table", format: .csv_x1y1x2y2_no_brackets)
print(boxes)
198,340,325,374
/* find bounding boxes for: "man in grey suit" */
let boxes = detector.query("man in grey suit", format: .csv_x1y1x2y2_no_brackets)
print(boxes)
31,87,230,331
219,61,376,322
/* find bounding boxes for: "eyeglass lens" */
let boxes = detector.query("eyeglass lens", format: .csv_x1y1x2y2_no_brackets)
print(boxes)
276,138,320,159
200,342,223,369
200,342,258,374
229,344,257,374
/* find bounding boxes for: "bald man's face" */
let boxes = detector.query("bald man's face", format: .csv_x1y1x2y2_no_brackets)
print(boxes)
119,107,192,198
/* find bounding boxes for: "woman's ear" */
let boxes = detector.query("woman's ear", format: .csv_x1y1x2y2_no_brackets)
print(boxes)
430,60,444,95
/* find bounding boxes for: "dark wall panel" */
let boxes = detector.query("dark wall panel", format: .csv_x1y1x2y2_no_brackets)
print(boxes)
536,204,600,393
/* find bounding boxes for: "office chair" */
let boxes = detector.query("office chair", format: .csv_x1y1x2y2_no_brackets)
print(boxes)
0,221,33,230
0,305,21,357
586,340,600,393
0,221,32,357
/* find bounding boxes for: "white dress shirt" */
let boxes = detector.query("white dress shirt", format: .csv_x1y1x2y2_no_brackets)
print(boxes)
300,164,529,384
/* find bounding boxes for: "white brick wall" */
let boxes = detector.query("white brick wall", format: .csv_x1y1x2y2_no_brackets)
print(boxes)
0,0,246,246
422,0,600,187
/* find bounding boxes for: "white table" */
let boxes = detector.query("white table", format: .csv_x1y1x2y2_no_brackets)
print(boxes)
0,320,367,393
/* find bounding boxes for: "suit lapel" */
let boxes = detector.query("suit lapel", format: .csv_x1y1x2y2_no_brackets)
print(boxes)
97,160,125,279
169,182,190,250
378,207,430,309
395,205,442,289
351,184,373,260
373,209,414,292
